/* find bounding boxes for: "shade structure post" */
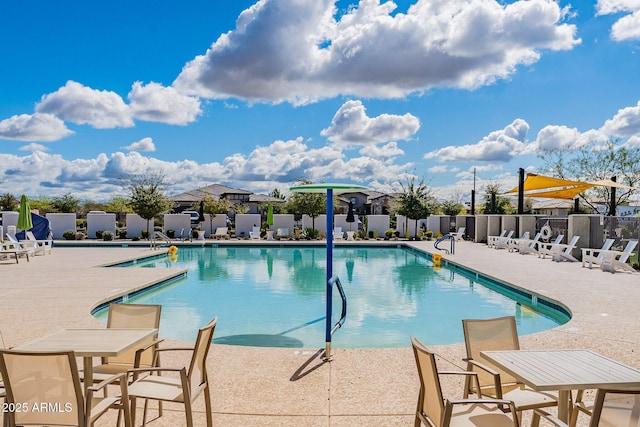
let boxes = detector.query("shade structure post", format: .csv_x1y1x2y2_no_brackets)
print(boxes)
325,188,333,357
609,176,617,216
518,168,525,214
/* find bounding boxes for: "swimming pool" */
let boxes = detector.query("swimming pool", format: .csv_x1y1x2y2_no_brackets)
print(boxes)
95,245,569,348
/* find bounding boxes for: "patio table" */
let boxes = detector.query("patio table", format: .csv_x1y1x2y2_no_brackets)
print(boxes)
481,349,640,422
14,328,157,393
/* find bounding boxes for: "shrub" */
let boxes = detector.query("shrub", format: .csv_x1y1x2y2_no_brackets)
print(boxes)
166,229,175,238
425,230,433,240
63,230,76,240
117,229,127,239
132,236,141,241
368,230,378,239
384,229,394,239
304,227,319,240
95,230,104,239
102,231,114,241
141,230,150,239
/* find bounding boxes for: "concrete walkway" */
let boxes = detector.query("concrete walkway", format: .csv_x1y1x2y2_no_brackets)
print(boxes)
1,239,638,426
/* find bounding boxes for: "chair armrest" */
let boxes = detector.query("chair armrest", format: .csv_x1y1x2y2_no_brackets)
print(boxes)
87,372,128,393
533,409,570,427
441,369,484,398
133,338,164,367
464,358,502,398
156,346,194,353
445,398,518,419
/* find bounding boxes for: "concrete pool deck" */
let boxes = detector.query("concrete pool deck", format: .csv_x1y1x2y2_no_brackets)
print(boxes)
1,239,638,426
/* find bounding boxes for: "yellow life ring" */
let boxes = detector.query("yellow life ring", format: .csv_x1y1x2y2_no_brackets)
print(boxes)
167,245,179,255
432,253,443,267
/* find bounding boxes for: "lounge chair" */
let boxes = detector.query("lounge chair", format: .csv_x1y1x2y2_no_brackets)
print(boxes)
541,235,580,262
5,233,37,256
213,227,229,240
581,238,615,269
506,231,530,252
411,336,521,427
333,227,344,240
536,235,565,259
488,230,507,248
450,227,466,241
249,226,261,240
0,349,131,427
461,316,558,419
599,240,638,273
494,230,515,250
128,317,217,427
516,232,541,255
0,242,29,263
276,228,290,240
26,230,53,255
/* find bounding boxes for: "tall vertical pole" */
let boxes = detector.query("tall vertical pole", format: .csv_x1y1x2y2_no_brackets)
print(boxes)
325,188,334,358
518,168,525,215
609,176,617,217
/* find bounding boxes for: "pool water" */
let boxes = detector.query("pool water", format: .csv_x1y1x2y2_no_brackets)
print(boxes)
97,246,568,348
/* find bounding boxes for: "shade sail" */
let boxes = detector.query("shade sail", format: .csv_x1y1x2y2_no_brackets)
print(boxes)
506,173,595,199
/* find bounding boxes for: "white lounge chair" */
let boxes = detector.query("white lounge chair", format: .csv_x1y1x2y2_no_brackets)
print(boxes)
487,230,507,248
599,240,638,273
516,232,542,255
276,228,290,240
450,227,466,241
536,235,564,259
581,238,615,269
540,235,580,262
249,226,261,240
506,231,530,252
26,230,53,255
213,227,229,240
494,230,515,250
0,243,29,263
5,233,36,256
333,227,344,240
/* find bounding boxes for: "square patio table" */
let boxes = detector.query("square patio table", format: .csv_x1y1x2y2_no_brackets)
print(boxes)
481,349,640,422
14,328,157,393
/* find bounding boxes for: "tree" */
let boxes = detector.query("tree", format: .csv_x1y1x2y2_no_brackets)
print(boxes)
269,188,286,200
540,139,640,214
480,183,513,214
0,193,18,211
440,199,464,216
233,202,250,215
125,172,173,238
29,195,53,214
286,180,326,230
201,194,231,233
52,193,81,213
106,195,133,223
396,177,435,239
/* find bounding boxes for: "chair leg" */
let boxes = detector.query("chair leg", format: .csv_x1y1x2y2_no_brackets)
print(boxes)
204,384,213,427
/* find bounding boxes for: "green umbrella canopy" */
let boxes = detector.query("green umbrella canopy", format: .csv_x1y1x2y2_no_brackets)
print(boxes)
17,194,33,231
266,204,274,227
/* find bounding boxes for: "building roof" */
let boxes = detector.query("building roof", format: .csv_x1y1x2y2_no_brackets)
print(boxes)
169,183,252,202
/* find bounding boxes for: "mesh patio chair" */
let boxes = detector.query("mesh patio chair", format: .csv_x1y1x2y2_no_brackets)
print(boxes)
411,336,523,427
0,349,131,427
462,316,557,422
127,316,217,427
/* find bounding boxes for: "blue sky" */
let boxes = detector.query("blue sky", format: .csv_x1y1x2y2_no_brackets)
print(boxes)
1,0,639,202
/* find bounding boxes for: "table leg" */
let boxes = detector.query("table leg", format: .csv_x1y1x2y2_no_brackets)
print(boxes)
83,357,93,395
558,390,570,422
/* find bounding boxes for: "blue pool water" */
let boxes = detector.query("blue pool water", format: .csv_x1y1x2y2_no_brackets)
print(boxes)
96,246,569,348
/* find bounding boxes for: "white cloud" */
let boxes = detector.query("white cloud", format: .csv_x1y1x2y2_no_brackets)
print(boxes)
128,81,202,125
600,100,640,137
533,126,607,152
359,142,404,161
0,113,74,142
320,100,420,146
424,119,531,162
123,137,156,152
174,0,579,104
597,0,640,41
623,135,640,148
36,81,133,129
19,143,49,152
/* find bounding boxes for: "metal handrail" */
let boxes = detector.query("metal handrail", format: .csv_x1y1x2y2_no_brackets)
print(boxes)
325,275,347,358
152,231,172,249
434,234,455,255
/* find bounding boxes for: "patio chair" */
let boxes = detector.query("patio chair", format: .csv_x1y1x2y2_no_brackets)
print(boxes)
89,303,163,382
581,239,615,269
462,316,557,421
0,243,29,263
507,231,530,252
548,235,580,262
540,387,640,427
249,226,261,240
488,230,508,248
450,227,466,241
213,227,229,240
495,230,515,250
26,230,53,255
276,228,290,240
127,316,217,427
600,240,638,273
516,232,542,255
0,349,131,427
411,336,521,427
536,235,565,259
5,233,36,257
